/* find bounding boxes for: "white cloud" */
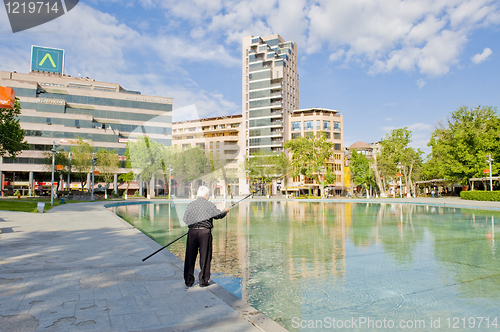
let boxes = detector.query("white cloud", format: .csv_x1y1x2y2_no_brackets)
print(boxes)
416,78,426,88
472,47,493,64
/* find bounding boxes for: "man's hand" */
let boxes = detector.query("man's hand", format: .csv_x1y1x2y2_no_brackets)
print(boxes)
224,207,230,212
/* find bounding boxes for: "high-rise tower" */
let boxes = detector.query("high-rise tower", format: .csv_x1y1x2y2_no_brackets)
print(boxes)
242,34,299,156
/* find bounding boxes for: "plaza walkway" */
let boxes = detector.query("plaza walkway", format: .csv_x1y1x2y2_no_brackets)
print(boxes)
0,201,288,332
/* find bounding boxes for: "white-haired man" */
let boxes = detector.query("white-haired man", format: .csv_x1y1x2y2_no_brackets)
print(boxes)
183,186,230,287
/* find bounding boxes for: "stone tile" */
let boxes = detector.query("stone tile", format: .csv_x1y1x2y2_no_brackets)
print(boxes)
122,312,163,331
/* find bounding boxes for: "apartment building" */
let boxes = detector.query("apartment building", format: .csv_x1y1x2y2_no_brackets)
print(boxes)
284,108,345,196
0,70,172,196
242,34,299,155
171,115,245,196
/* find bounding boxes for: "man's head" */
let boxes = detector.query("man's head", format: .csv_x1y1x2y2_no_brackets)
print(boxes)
196,186,210,199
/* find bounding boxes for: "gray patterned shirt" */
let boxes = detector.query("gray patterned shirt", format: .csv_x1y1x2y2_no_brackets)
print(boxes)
183,197,227,229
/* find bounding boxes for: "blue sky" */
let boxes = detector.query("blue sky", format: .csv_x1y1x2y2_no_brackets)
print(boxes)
1,0,499,155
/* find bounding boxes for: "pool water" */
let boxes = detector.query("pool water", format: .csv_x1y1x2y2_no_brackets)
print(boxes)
110,201,500,331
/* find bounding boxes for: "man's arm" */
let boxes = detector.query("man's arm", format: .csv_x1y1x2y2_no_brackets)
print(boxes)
213,206,230,220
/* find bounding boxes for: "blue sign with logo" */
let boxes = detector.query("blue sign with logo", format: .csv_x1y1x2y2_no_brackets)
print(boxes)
31,46,65,74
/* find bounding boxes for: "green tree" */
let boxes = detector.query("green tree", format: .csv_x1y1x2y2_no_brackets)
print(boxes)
70,139,93,191
378,128,423,196
284,133,334,197
245,151,289,196
43,147,69,191
118,171,135,196
127,136,166,196
96,148,120,195
178,146,210,197
350,149,376,198
0,98,28,157
426,105,500,185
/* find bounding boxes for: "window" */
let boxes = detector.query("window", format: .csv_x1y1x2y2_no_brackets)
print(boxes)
323,131,330,139
75,119,80,128
46,118,51,125
334,122,341,131
292,122,301,131
334,144,341,150
304,121,313,130
316,120,321,130
323,121,330,130
305,131,314,138
292,133,301,139
334,133,341,139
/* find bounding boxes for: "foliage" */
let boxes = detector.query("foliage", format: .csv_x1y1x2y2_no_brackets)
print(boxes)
0,98,28,157
460,190,500,201
426,105,500,184
245,151,289,196
96,148,120,186
174,146,210,196
43,146,69,179
350,149,376,197
284,133,334,197
133,190,141,197
70,139,94,191
119,171,135,194
377,128,423,196
127,136,167,183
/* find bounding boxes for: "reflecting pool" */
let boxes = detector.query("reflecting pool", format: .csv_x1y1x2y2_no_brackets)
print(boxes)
110,201,500,331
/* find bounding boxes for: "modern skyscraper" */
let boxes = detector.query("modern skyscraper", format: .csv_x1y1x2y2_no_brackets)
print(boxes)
242,34,299,156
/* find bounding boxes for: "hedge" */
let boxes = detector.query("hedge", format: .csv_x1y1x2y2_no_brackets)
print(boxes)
460,191,500,201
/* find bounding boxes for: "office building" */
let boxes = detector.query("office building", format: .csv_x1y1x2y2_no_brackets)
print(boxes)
172,115,245,196
242,34,299,155
0,70,172,196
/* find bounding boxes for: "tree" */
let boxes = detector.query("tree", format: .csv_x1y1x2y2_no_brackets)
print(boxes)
178,146,210,197
127,136,166,196
284,133,334,197
378,128,423,196
426,105,500,185
244,151,289,196
350,149,376,198
118,171,135,196
43,147,69,191
96,148,120,195
70,139,93,191
0,98,28,157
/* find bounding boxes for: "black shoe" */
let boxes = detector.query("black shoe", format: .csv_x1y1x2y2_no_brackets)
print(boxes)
185,283,194,287
199,282,210,287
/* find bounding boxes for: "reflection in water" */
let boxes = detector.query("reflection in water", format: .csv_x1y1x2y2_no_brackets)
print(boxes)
111,201,500,331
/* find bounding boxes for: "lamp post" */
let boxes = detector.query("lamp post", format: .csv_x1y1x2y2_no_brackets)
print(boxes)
67,151,71,192
397,162,402,198
91,153,97,201
168,163,172,199
487,154,494,191
51,141,56,206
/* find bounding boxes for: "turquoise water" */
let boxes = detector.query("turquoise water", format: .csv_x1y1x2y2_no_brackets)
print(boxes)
111,201,500,331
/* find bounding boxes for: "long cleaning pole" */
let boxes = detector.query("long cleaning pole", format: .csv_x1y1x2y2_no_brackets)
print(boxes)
142,193,253,262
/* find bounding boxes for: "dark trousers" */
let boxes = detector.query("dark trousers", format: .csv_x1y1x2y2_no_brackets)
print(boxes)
184,228,212,286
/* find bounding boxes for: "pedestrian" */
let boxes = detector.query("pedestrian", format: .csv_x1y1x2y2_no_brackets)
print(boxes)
183,186,229,287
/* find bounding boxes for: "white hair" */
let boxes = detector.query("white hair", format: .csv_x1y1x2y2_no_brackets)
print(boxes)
197,186,210,198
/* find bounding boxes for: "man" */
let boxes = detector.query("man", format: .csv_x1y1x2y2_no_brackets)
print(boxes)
183,186,229,287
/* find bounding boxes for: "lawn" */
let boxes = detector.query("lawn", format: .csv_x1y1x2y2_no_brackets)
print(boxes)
0,199,75,213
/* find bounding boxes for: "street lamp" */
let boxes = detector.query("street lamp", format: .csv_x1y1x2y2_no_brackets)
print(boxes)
487,154,494,191
67,151,72,192
168,163,172,199
397,162,402,198
91,153,97,201
51,141,56,206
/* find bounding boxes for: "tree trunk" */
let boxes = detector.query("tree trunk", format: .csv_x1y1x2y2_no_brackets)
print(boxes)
371,156,386,197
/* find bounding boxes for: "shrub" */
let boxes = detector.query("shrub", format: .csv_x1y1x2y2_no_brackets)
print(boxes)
460,191,500,201
133,190,141,197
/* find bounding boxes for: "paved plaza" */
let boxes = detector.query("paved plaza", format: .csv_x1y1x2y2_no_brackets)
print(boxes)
0,201,287,332
0,197,499,332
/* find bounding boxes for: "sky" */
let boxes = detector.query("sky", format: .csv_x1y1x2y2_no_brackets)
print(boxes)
1,0,499,155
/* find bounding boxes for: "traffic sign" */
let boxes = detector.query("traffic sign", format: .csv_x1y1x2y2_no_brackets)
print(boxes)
31,46,64,74
484,169,490,174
